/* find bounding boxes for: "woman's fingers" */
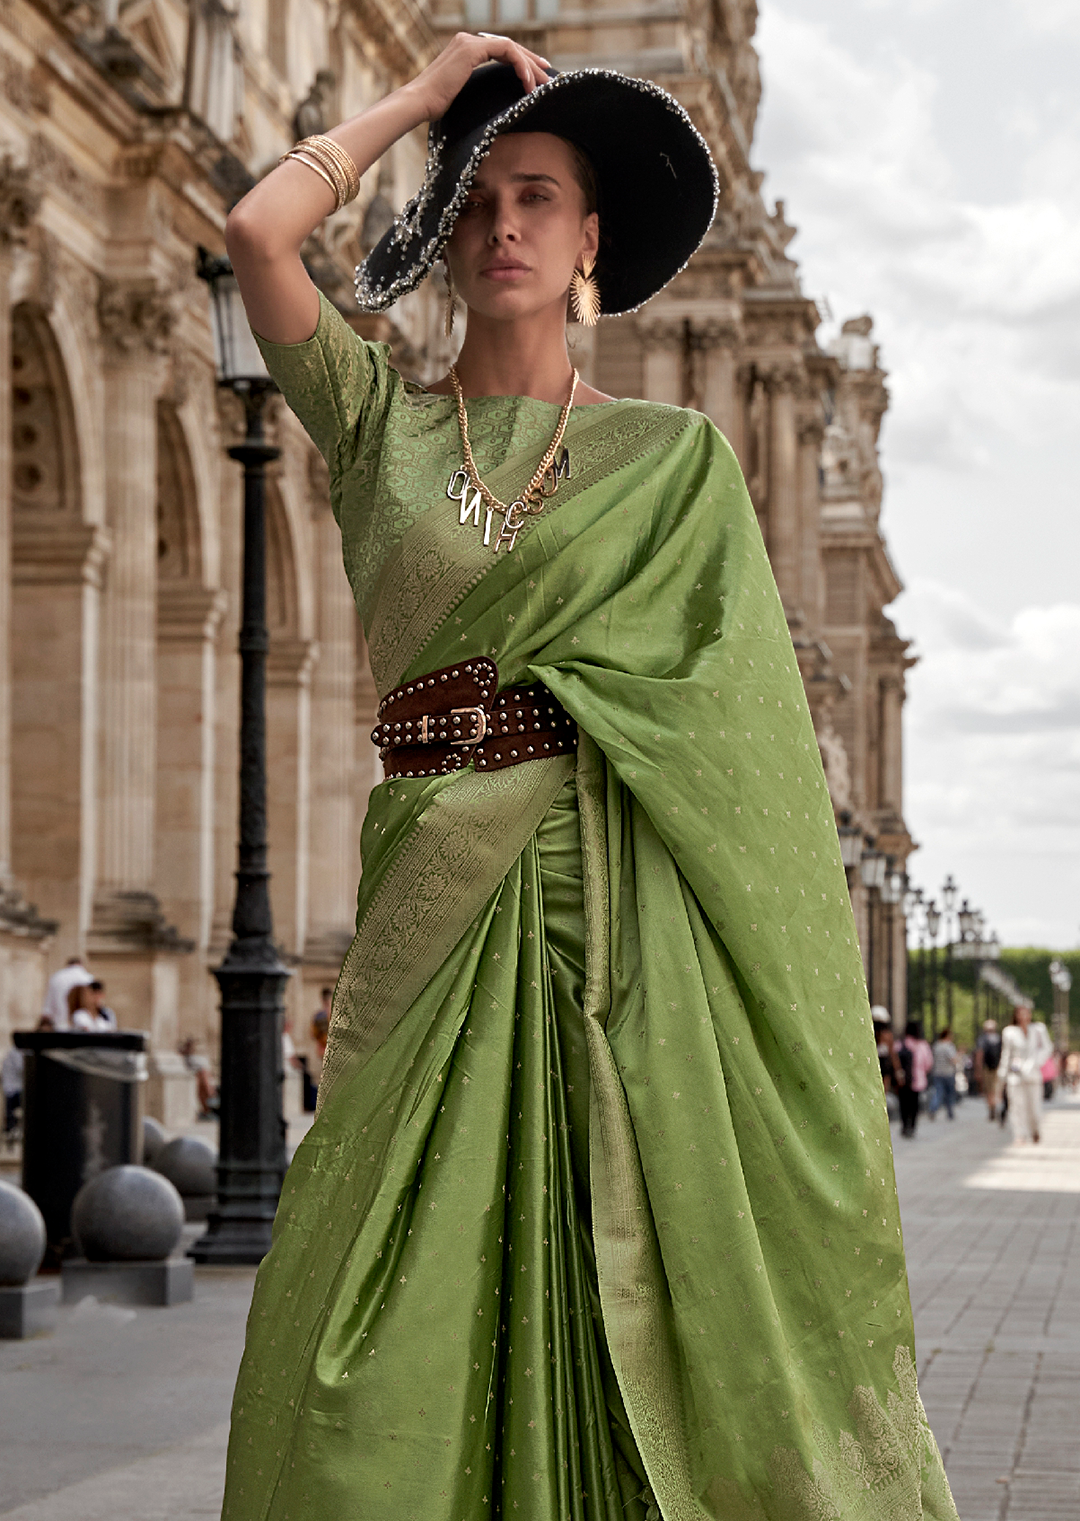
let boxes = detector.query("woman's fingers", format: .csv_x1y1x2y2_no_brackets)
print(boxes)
474,32,551,89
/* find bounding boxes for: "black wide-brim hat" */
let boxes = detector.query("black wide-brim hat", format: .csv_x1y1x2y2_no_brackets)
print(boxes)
355,63,719,317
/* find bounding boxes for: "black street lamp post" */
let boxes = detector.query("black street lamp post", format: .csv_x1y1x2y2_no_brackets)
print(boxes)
191,249,290,1265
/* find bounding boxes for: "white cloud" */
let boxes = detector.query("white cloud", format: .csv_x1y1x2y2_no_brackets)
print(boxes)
895,581,1080,943
755,2,1080,944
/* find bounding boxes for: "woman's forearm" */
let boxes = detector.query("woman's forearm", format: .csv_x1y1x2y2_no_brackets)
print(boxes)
227,86,428,261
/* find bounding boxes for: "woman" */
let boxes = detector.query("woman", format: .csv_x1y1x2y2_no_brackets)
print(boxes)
222,33,957,1521
929,1025,958,1121
1000,1003,1053,1145
896,1020,933,1140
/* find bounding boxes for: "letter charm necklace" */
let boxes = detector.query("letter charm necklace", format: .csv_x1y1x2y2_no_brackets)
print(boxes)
448,366,578,554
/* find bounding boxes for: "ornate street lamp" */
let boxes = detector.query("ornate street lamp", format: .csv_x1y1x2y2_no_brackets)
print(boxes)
1049,959,1072,1052
940,874,959,1030
191,248,290,1265
837,811,862,871
924,898,941,1038
859,848,887,1004
879,865,903,1023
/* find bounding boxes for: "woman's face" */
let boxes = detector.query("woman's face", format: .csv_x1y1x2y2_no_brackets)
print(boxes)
444,132,598,324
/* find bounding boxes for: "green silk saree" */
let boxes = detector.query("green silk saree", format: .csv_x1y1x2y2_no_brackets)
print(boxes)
224,297,957,1521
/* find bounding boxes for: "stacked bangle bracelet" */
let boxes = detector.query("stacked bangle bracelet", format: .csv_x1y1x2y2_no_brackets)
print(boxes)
279,134,361,212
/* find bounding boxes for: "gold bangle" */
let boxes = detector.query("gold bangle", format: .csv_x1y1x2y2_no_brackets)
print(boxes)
311,134,361,201
281,149,342,208
287,133,360,208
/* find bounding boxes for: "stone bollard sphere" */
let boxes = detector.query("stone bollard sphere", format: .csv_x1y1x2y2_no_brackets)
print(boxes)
142,1116,168,1168
0,1179,47,1286
72,1165,184,1262
155,1136,217,1198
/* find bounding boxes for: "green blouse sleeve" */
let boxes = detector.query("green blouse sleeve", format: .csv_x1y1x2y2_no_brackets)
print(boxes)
252,290,392,472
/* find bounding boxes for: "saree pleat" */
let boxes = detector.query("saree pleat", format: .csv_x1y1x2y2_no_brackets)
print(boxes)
226,780,643,1521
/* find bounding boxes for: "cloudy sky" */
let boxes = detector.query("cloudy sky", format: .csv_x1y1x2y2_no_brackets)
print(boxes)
754,0,1080,948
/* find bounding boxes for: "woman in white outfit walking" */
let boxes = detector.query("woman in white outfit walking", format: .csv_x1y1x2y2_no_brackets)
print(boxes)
1000,1004,1053,1144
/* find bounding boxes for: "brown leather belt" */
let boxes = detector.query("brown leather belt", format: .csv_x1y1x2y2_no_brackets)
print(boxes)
371,657,577,780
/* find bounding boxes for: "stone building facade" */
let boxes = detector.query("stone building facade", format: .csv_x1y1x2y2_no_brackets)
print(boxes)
0,0,913,1114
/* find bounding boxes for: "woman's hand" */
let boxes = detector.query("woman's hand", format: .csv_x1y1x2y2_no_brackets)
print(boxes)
404,32,552,124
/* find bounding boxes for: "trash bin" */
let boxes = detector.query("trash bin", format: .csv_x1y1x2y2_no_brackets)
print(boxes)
14,1031,148,1258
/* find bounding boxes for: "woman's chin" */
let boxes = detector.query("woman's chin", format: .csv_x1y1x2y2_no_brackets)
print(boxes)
463,294,567,327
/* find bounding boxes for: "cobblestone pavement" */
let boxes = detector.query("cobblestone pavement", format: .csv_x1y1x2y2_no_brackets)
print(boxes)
1,1094,1077,1519
895,1089,1080,1521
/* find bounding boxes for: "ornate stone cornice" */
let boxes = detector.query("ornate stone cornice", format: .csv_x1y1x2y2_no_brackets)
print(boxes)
267,636,319,688
157,584,229,643
688,316,740,351
97,277,175,357
638,316,685,353
13,521,111,588
762,361,807,397
0,155,42,251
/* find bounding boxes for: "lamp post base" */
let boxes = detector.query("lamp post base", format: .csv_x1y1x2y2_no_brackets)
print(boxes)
189,954,290,1267
189,1209,276,1266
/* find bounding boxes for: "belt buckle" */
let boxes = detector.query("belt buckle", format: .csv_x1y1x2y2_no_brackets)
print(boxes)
450,706,489,745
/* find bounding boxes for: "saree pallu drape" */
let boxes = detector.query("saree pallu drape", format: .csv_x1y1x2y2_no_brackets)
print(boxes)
222,405,957,1521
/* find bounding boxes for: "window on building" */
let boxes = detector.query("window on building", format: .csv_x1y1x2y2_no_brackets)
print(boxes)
464,0,559,26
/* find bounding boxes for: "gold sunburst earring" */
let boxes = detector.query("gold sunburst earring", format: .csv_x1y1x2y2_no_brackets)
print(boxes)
569,254,601,328
444,264,456,338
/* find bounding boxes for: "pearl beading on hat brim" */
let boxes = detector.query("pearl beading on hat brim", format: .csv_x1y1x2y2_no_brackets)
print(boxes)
353,68,720,318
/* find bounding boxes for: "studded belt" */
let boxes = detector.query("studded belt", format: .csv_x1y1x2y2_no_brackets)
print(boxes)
371,657,577,780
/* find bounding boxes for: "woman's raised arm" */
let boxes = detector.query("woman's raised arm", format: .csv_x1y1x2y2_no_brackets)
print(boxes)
225,32,551,345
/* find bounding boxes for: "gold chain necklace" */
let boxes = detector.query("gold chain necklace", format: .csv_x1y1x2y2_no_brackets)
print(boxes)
447,364,579,554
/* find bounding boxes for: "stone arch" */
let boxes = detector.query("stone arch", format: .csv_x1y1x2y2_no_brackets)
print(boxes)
265,474,300,638
10,304,104,957
156,400,202,583
11,303,81,518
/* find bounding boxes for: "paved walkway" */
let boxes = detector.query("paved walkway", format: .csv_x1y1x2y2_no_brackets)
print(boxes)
1,1094,1077,1519
895,1089,1080,1521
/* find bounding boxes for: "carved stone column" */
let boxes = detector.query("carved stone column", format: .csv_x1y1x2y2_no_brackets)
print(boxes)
304,493,356,973
765,364,802,615
93,279,173,907
638,316,685,407
797,411,826,631
266,635,318,962
689,318,740,442
879,672,903,817
90,279,193,1110
156,584,228,1042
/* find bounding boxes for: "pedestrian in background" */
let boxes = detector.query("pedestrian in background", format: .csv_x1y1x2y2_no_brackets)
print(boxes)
1001,1003,1053,1145
930,1026,959,1121
975,1018,1003,1121
2,1038,22,1138
41,954,93,1031
310,987,331,1074
87,980,118,1029
874,1017,903,1123
897,1020,934,1139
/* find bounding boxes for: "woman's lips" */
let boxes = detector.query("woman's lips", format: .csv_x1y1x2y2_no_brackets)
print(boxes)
481,264,530,280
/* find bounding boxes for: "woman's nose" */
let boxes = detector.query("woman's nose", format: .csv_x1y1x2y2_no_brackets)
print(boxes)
488,196,520,244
